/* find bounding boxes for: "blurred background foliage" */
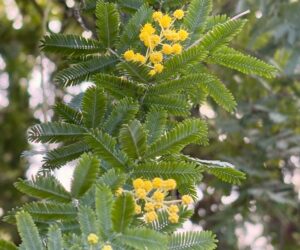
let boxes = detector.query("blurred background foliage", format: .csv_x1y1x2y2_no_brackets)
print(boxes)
0,0,299,249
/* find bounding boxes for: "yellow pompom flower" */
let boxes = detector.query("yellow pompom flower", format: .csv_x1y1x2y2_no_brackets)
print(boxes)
173,9,185,20
152,11,163,22
145,211,158,223
162,44,173,55
149,69,156,76
124,50,135,61
139,31,150,42
144,202,155,212
141,23,155,34
182,195,193,205
154,63,164,73
163,179,177,190
136,188,147,199
150,51,163,64
159,15,172,29
168,204,179,213
164,30,179,41
134,53,146,64
133,178,144,189
144,180,153,192
152,177,164,188
152,191,165,202
168,213,179,223
135,204,142,214
178,29,189,41
142,34,160,48
172,43,182,54
115,188,123,196
87,233,99,245
102,245,113,250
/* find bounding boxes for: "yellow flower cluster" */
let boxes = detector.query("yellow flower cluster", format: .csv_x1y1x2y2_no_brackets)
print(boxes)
102,245,113,250
87,233,99,245
132,178,193,224
123,9,189,76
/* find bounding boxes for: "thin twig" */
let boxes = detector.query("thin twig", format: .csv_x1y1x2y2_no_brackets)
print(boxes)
231,9,251,20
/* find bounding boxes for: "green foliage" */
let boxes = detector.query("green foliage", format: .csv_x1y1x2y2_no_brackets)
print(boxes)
96,1,120,48
168,231,217,250
4,0,280,249
0,240,18,250
15,212,43,250
70,153,100,198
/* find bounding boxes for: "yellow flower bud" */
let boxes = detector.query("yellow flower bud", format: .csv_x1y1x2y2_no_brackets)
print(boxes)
136,188,147,199
152,11,163,22
159,15,172,29
144,202,155,212
182,195,193,205
152,191,165,202
152,177,163,188
145,211,158,223
154,202,163,209
115,188,123,196
124,50,135,61
150,51,163,64
163,179,177,190
178,29,189,41
141,23,155,34
168,204,179,213
133,178,144,189
168,212,179,223
173,9,185,20
154,63,164,73
149,69,156,76
87,233,99,245
134,53,146,64
135,204,142,214
162,44,173,55
102,245,113,250
144,180,153,192
172,43,182,54
164,30,179,41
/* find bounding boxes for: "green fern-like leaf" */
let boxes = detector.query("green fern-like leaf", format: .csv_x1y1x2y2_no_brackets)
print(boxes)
98,169,127,192
119,119,147,160
145,119,208,158
85,129,128,169
96,1,119,48
149,206,193,233
168,231,217,250
93,73,144,99
205,14,229,31
118,5,152,51
133,161,202,184
78,206,98,237
82,86,107,128
184,0,212,45
210,46,277,78
23,202,77,222
55,56,117,86
54,103,83,125
28,122,87,143
71,153,100,198
14,176,71,203
111,193,135,233
144,108,167,145
41,34,104,55
95,184,113,239
43,141,90,168
118,61,151,83
158,45,208,79
47,225,63,250
16,212,43,250
187,157,246,184
201,19,246,52
143,95,190,117
103,97,139,136
120,228,168,250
